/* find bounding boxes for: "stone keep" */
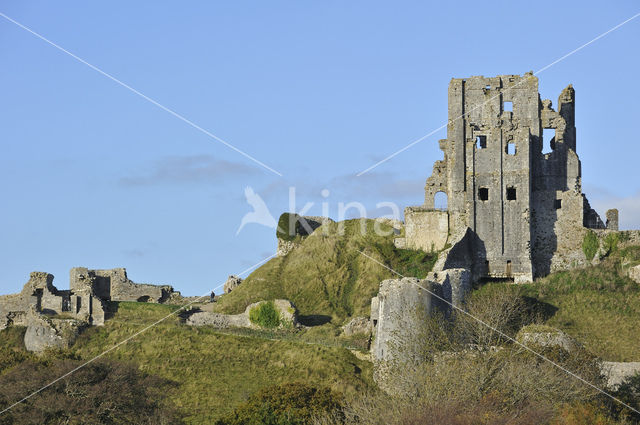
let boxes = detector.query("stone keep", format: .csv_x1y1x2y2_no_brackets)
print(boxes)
399,73,617,282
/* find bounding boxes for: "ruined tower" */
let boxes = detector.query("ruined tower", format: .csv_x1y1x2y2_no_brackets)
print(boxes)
397,73,615,282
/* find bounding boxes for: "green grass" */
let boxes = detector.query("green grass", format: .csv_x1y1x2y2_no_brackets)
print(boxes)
67,302,373,424
215,219,437,322
477,247,640,361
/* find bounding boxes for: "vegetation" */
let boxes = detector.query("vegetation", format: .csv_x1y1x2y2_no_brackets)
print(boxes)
0,327,33,374
216,219,437,322
249,301,281,328
52,302,371,424
277,213,302,242
314,288,634,425
2,224,640,423
216,382,344,425
0,358,182,425
583,230,599,261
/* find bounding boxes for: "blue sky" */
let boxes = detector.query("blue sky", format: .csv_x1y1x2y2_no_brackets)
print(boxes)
1,1,639,295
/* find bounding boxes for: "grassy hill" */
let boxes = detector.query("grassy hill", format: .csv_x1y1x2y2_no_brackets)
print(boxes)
1,302,374,424
214,219,437,322
2,221,640,423
475,244,640,361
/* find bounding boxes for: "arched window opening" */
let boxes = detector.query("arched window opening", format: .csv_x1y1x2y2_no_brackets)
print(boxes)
434,191,448,211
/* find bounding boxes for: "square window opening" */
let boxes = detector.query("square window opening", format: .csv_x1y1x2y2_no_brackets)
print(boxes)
485,84,491,90
543,128,556,154
503,101,513,112
506,187,517,200
506,142,516,155
476,135,487,149
478,187,489,201
554,199,562,209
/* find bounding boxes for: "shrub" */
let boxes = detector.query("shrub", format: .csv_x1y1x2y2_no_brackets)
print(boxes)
602,233,619,257
609,373,640,423
582,231,599,261
0,359,182,424
216,382,344,425
277,213,302,242
249,301,281,328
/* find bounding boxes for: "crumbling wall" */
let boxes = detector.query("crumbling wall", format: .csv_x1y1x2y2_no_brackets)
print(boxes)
404,73,617,282
399,207,448,252
1,266,174,351
276,215,334,257
70,267,174,303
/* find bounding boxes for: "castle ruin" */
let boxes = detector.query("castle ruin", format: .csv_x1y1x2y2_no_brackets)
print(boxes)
395,72,618,283
0,267,179,351
373,73,627,392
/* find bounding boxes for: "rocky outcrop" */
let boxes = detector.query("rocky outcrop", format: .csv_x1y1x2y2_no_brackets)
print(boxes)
628,264,640,284
600,362,640,390
223,275,243,294
186,299,298,330
342,317,371,336
246,299,298,328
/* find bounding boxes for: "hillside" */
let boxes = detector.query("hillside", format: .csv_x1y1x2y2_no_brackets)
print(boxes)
1,302,374,424
2,220,640,423
214,219,437,322
473,244,640,361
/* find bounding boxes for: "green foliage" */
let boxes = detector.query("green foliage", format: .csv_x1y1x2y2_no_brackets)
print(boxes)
582,230,599,261
602,232,619,257
0,327,33,375
249,301,281,328
514,249,640,361
216,219,437,322
215,382,344,425
0,358,182,424
67,301,373,423
277,213,302,242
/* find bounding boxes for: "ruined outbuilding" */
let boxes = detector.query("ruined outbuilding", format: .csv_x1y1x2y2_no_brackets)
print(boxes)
395,73,619,282
0,267,178,351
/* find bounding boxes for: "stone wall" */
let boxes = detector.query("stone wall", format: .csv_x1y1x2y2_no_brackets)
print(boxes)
402,74,623,283
186,299,298,329
398,207,448,252
1,267,176,351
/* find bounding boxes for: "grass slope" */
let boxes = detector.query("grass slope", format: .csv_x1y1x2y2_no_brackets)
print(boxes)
476,245,640,361
70,302,373,424
215,219,437,322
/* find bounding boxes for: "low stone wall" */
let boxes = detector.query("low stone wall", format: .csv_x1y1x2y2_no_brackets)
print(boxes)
186,299,298,330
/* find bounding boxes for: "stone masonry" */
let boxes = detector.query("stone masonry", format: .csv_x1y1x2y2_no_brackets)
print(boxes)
396,73,619,282
0,267,177,351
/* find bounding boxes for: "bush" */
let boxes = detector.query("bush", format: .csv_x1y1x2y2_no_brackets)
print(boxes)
277,213,302,242
603,233,619,257
0,359,182,424
249,301,281,328
216,382,344,425
583,231,599,261
609,373,640,423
